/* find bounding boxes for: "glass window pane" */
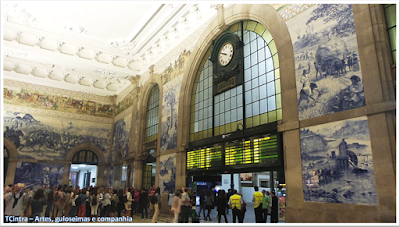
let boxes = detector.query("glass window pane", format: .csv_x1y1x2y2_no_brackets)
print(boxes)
225,99,231,110
199,80,203,90
207,106,212,118
225,111,231,124
244,44,251,57
215,114,220,126
268,96,276,111
265,47,272,58
208,66,213,77
199,119,203,131
194,122,198,132
253,101,260,116
225,89,231,99
237,94,243,107
208,117,212,129
231,109,237,122
199,109,203,120
231,87,237,96
259,60,266,75
258,47,266,62
250,31,257,41
231,97,237,109
246,104,252,118
260,84,267,99
267,82,275,97
389,28,396,50
385,5,396,28
252,65,258,79
257,36,265,49
215,102,220,114
215,94,220,103
251,40,257,53
220,114,224,126
267,71,274,83
245,91,252,104
243,31,250,44
252,78,258,89
244,56,251,69
260,98,267,113
202,69,207,79
237,107,243,120
266,58,274,72
251,52,258,66
252,88,259,101
208,76,213,87
237,85,243,94
245,68,252,82
245,81,252,91
220,101,224,111
199,101,204,109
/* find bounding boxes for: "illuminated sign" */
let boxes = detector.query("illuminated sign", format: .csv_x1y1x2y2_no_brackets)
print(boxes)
187,134,280,172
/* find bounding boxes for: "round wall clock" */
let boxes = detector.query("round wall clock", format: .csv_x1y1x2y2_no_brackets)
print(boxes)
218,42,234,66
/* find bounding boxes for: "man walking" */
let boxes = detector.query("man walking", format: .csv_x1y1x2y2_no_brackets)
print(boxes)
270,191,278,223
180,187,191,223
262,190,271,222
252,186,264,223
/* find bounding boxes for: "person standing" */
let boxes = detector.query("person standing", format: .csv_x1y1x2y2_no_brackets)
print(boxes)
270,191,278,223
180,187,191,223
117,189,125,217
228,189,245,223
168,190,175,219
90,189,100,217
77,190,88,217
139,188,148,219
198,189,206,220
148,185,155,218
67,189,79,217
102,188,112,217
133,188,140,216
44,185,56,217
110,190,118,217
28,189,47,222
216,190,228,223
151,187,161,223
205,190,213,221
252,186,264,223
4,184,29,223
124,188,133,217
262,190,271,222
171,190,182,223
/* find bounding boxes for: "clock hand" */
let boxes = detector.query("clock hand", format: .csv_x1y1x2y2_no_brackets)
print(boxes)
221,53,227,55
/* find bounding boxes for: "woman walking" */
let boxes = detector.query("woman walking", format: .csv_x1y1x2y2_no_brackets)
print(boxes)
171,190,182,223
206,190,214,221
168,190,174,219
217,190,228,223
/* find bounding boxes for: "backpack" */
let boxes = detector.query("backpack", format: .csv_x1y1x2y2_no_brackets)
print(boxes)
150,194,157,205
92,195,97,205
75,195,83,207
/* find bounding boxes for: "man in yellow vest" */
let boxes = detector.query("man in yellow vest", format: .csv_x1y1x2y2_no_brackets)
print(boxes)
252,186,264,223
228,189,245,223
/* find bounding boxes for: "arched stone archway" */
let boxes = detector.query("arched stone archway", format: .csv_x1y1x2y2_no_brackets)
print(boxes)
176,4,297,188
4,137,19,185
64,142,107,187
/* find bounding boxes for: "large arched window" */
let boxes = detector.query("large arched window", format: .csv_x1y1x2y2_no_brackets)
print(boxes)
190,21,281,142
145,85,160,143
72,150,98,164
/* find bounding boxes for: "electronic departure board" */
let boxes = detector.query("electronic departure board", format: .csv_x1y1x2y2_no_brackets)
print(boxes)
187,145,223,170
187,134,281,173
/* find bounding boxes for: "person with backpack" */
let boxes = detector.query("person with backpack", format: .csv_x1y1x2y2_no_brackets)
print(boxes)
151,187,161,223
90,189,100,217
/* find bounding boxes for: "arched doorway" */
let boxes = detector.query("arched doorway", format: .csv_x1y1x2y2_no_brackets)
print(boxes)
142,149,156,190
71,150,99,189
4,147,9,184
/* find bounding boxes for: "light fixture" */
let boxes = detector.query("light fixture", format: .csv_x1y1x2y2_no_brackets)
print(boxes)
79,164,86,167
72,166,78,169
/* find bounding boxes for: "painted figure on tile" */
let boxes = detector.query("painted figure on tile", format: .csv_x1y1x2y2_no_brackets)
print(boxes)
287,4,365,120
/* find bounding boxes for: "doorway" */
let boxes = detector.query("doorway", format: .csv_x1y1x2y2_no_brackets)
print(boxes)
142,149,156,190
70,164,98,189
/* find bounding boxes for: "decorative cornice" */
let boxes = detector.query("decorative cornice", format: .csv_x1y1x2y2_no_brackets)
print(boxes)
4,104,113,124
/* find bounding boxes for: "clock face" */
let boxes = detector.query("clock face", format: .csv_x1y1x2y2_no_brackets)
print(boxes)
218,42,234,66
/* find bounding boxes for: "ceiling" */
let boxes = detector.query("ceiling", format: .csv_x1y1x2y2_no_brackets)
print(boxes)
2,2,218,96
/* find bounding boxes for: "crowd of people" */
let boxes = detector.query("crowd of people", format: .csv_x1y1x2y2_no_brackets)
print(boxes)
4,183,279,224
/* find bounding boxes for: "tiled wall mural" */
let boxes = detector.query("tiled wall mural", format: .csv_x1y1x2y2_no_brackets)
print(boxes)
158,153,176,193
160,84,181,151
286,4,364,120
103,169,108,187
133,110,139,155
112,114,132,159
114,89,135,116
14,162,64,191
3,86,114,118
109,166,114,188
3,111,111,160
300,116,377,205
160,50,191,85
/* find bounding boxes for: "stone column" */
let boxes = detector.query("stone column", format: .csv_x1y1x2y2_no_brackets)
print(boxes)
134,160,143,189
175,149,187,188
5,159,18,186
96,163,105,187
62,163,71,186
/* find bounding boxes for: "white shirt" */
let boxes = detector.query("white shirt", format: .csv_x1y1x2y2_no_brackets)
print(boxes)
181,192,190,206
4,191,29,216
